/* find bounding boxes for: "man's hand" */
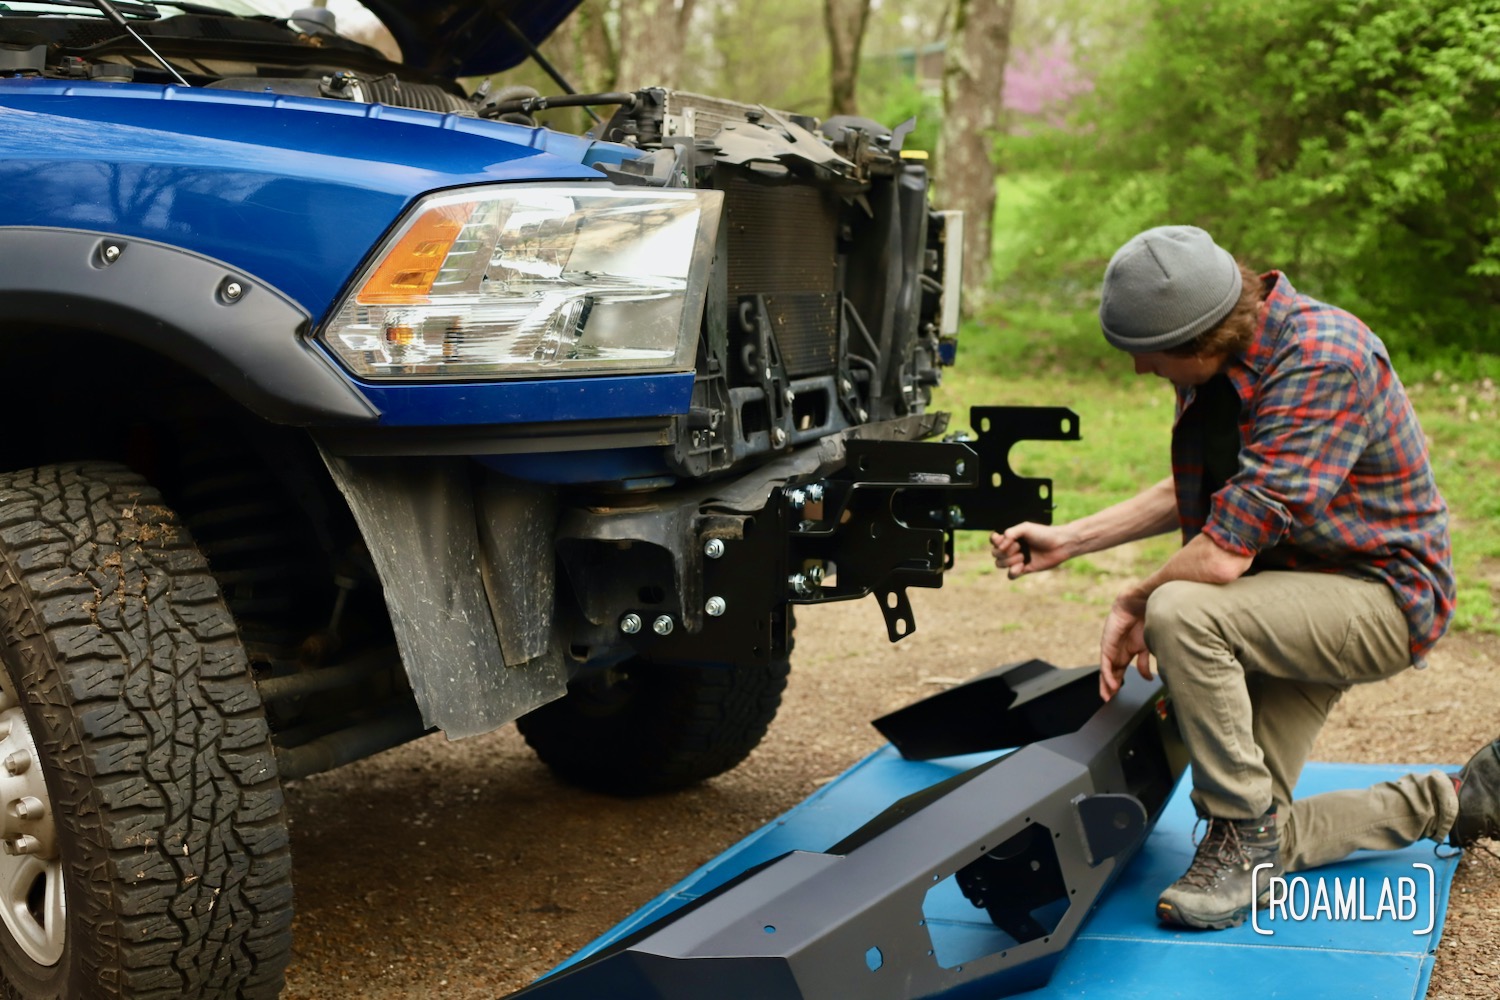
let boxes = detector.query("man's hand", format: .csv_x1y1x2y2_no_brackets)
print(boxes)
991,523,1073,579
1099,591,1153,702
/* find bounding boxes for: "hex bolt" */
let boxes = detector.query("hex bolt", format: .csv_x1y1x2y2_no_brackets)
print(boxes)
102,244,121,264
955,460,966,476
804,482,825,503
783,388,796,406
857,408,869,423
8,797,43,821
705,596,727,617
652,615,674,636
948,505,966,528
2,835,39,857
619,613,642,635
806,564,825,587
788,573,811,597
223,281,244,301
786,488,807,510
3,750,30,776
770,427,788,448
703,538,725,559
840,378,852,395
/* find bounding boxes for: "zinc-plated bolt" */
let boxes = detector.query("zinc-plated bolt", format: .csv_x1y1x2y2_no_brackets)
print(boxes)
806,564,825,587
2,835,39,857
788,573,812,597
223,281,244,301
955,460,966,476
948,505,966,528
804,482,825,503
770,427,788,448
840,378,852,395
857,408,869,423
9,797,43,821
102,244,121,264
786,488,807,509
783,388,796,406
705,596,727,617
3,751,30,776
620,613,642,635
703,538,725,559
652,615,674,636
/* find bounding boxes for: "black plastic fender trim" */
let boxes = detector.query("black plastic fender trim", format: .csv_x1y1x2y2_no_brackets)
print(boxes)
0,226,378,426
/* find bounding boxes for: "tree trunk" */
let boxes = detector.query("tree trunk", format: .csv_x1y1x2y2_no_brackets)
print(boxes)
573,0,618,93
938,0,1016,305
615,0,698,91
824,0,872,116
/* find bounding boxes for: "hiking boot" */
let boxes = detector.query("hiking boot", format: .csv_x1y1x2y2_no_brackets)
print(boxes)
1157,812,1280,930
1449,739,1500,847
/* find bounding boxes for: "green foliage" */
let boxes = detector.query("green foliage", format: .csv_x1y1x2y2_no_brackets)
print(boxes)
999,0,1500,355
695,0,829,113
860,72,943,155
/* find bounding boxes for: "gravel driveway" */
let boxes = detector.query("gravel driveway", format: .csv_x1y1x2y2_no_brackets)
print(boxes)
279,551,1500,999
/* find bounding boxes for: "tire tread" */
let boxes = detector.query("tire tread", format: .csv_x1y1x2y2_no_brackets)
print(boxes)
0,464,292,1000
518,630,793,796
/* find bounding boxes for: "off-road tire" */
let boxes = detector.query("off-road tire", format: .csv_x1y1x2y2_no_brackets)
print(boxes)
0,464,292,999
517,652,791,796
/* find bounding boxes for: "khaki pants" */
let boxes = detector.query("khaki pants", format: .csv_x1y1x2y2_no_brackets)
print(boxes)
1143,571,1458,872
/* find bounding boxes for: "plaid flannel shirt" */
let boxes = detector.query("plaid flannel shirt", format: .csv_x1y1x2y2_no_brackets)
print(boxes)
1172,272,1454,662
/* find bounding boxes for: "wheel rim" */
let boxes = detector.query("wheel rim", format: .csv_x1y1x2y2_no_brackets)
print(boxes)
0,681,64,967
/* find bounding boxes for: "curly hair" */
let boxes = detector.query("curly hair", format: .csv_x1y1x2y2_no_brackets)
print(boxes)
1165,262,1266,359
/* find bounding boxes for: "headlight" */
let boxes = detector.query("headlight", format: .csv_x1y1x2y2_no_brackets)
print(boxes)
320,184,723,381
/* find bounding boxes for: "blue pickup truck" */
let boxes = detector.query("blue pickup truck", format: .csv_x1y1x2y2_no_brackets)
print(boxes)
0,3,1074,996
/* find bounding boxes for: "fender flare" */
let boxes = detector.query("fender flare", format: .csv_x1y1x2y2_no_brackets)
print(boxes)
0,226,377,426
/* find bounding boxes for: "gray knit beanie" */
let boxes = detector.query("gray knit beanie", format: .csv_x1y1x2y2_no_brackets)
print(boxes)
1099,226,1242,353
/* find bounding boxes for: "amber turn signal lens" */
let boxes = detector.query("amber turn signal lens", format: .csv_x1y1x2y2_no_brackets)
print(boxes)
358,202,476,304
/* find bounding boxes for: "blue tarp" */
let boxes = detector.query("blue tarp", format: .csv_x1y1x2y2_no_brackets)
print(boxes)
560,750,1459,1000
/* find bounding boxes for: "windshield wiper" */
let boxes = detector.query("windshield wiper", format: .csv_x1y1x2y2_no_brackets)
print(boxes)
88,0,189,86
22,0,160,17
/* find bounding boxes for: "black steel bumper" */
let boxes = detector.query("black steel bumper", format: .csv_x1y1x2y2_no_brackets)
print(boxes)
508,660,1188,999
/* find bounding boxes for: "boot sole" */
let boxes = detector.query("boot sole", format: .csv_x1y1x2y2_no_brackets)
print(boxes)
1156,899,1249,930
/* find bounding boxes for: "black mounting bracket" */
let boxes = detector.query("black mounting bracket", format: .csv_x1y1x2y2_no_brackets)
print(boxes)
942,405,1080,532
740,294,795,447
611,405,1081,667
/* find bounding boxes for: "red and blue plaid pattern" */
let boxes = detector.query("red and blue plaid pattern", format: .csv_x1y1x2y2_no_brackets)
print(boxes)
1172,272,1454,661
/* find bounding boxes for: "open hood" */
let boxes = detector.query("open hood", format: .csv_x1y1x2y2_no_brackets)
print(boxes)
361,1,586,79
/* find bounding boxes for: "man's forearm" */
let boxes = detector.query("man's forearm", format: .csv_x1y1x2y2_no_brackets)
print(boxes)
1120,531,1255,612
1065,477,1179,556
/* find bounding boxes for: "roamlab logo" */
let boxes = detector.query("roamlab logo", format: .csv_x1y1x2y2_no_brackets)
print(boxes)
1250,863,1437,936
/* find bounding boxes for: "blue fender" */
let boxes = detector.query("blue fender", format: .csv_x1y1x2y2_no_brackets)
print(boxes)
0,80,621,321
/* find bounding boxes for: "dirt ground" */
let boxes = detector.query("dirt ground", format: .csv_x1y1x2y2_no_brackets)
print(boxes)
278,549,1500,999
